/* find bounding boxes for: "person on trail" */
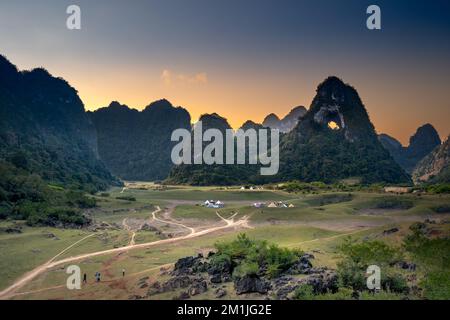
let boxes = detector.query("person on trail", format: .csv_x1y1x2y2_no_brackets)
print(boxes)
122,269,125,277
95,272,101,282
83,273,87,284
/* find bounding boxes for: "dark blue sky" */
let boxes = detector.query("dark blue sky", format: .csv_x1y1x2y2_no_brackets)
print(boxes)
1,0,449,143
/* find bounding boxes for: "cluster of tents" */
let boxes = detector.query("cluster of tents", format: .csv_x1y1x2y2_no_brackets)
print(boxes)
253,201,295,208
202,200,225,208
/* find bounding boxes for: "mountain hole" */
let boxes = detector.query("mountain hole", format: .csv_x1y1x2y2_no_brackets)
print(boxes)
328,121,340,130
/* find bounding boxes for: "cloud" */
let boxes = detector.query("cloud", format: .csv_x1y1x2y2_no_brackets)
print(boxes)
161,69,172,85
161,69,208,86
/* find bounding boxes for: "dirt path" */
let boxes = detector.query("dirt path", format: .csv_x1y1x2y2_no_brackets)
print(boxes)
48,234,96,264
8,263,174,299
0,207,249,300
152,206,195,234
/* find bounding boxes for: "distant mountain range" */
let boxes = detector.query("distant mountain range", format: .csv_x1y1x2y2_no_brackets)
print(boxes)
262,106,307,133
413,136,450,183
0,54,447,188
168,77,412,185
0,55,118,191
89,99,191,181
379,124,441,173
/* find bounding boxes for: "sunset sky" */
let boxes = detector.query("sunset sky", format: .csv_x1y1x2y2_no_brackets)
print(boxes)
1,0,449,144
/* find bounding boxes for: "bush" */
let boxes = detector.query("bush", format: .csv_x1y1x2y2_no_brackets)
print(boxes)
293,285,316,300
337,239,404,292
431,204,450,214
66,191,97,208
115,195,136,202
212,234,303,280
382,272,409,294
420,271,450,300
233,262,259,278
373,197,413,210
426,184,450,194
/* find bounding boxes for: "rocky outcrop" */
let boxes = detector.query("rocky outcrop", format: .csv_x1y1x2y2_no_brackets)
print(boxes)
262,106,307,133
278,76,411,184
234,276,272,294
89,99,191,181
413,136,450,183
0,55,119,191
379,124,441,173
148,251,335,299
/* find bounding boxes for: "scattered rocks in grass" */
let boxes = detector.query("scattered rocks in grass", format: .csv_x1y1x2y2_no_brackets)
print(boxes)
188,279,208,296
44,232,57,238
287,254,314,274
382,227,399,236
234,276,271,295
174,291,190,300
5,227,22,234
397,261,416,271
215,288,227,298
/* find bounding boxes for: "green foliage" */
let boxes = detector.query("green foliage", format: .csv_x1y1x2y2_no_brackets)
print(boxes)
373,197,414,210
293,285,316,300
403,224,450,299
115,195,136,202
403,224,450,270
426,183,450,194
212,233,303,279
305,193,353,206
0,160,94,227
89,100,191,181
66,191,97,208
420,271,450,300
381,272,409,294
337,238,404,292
430,204,450,213
339,238,402,266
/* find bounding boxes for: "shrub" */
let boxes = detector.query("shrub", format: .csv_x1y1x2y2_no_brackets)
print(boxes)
374,197,413,210
420,271,450,300
212,234,303,280
337,239,405,292
293,285,316,300
382,272,409,294
431,204,450,214
115,195,136,201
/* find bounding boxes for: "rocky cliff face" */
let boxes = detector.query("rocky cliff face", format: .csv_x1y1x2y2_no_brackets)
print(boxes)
262,106,307,133
379,124,441,173
168,76,411,185
89,99,191,181
278,76,410,184
413,136,449,183
0,54,118,191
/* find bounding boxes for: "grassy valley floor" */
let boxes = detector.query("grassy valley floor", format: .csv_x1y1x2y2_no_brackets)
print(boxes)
0,185,449,300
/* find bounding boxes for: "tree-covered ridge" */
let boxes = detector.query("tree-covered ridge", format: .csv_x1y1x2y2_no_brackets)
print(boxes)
276,77,410,184
168,77,411,185
89,99,191,181
379,124,441,173
0,55,120,226
413,135,450,184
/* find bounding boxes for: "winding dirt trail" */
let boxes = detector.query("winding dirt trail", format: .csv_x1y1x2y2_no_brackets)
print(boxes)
152,206,195,234
0,206,249,299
